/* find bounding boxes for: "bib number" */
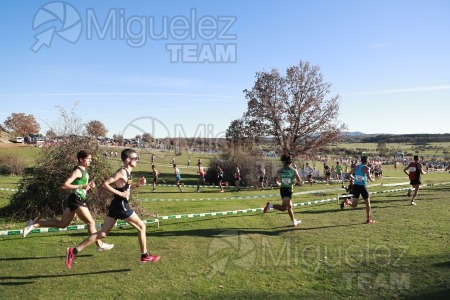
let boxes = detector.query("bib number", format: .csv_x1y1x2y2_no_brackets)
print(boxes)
355,175,364,182
282,178,291,185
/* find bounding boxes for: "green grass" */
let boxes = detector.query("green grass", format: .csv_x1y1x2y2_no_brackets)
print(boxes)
0,146,42,168
331,142,450,160
1,146,450,299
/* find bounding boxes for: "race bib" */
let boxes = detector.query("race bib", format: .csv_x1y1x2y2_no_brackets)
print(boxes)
282,178,292,185
355,175,365,182
409,167,416,172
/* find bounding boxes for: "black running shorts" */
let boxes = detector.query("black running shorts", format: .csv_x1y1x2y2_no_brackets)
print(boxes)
352,184,369,199
66,193,87,212
107,197,134,220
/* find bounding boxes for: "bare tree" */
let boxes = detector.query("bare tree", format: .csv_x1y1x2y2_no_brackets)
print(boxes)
86,120,108,139
53,104,83,136
4,113,40,136
240,60,347,157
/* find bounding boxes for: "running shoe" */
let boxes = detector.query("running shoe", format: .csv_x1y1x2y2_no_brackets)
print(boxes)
292,219,302,226
96,243,115,251
22,219,35,238
66,247,76,269
141,253,160,263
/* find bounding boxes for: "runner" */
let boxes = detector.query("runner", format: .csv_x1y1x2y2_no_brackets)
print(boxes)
65,149,159,269
263,155,304,226
404,155,427,205
341,156,375,224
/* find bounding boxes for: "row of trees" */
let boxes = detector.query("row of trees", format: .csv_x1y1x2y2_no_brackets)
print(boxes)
362,134,450,144
2,112,142,142
2,112,160,146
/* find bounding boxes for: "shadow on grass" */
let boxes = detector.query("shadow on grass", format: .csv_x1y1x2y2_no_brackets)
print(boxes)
98,214,364,238
0,268,131,286
408,288,450,300
433,261,450,268
0,254,93,261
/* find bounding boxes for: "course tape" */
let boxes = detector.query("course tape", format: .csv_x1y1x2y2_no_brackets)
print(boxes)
155,182,450,220
137,185,365,202
0,218,159,237
137,185,355,202
0,187,18,192
2,182,449,237
138,193,280,202
335,182,450,200
151,184,236,188
139,183,397,202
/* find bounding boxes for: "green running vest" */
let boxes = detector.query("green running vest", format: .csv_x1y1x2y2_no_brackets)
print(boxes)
280,167,295,189
71,167,89,200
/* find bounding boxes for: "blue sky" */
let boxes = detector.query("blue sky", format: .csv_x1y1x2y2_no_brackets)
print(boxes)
1,0,449,139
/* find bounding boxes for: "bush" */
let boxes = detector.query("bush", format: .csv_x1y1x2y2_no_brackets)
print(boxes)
0,164,12,175
0,154,24,175
205,151,263,188
1,136,116,221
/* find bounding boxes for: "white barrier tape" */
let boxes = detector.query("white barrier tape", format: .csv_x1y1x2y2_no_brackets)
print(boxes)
2,182,449,236
0,187,19,192
0,219,159,237
138,193,280,202
156,182,450,220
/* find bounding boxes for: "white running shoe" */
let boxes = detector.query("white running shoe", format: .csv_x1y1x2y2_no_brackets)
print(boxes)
97,243,115,251
292,219,302,227
411,201,416,206
22,219,35,238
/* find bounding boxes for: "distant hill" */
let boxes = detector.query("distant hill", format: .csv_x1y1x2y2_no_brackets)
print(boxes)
0,126,11,143
343,131,365,136
360,133,450,144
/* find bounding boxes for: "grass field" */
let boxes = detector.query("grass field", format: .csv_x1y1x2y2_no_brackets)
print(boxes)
331,142,450,161
0,146,449,299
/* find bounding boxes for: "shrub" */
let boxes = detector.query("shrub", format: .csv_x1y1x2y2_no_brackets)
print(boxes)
205,151,263,188
0,164,12,175
1,136,115,221
0,154,24,176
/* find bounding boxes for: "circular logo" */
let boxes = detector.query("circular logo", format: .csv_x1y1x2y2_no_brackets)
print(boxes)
121,116,173,159
32,1,82,52
207,230,256,278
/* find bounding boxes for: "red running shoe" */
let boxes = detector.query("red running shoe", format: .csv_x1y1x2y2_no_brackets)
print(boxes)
66,247,75,269
141,253,160,263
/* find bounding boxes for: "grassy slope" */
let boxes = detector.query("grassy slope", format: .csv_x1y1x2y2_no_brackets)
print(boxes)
0,146,449,299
